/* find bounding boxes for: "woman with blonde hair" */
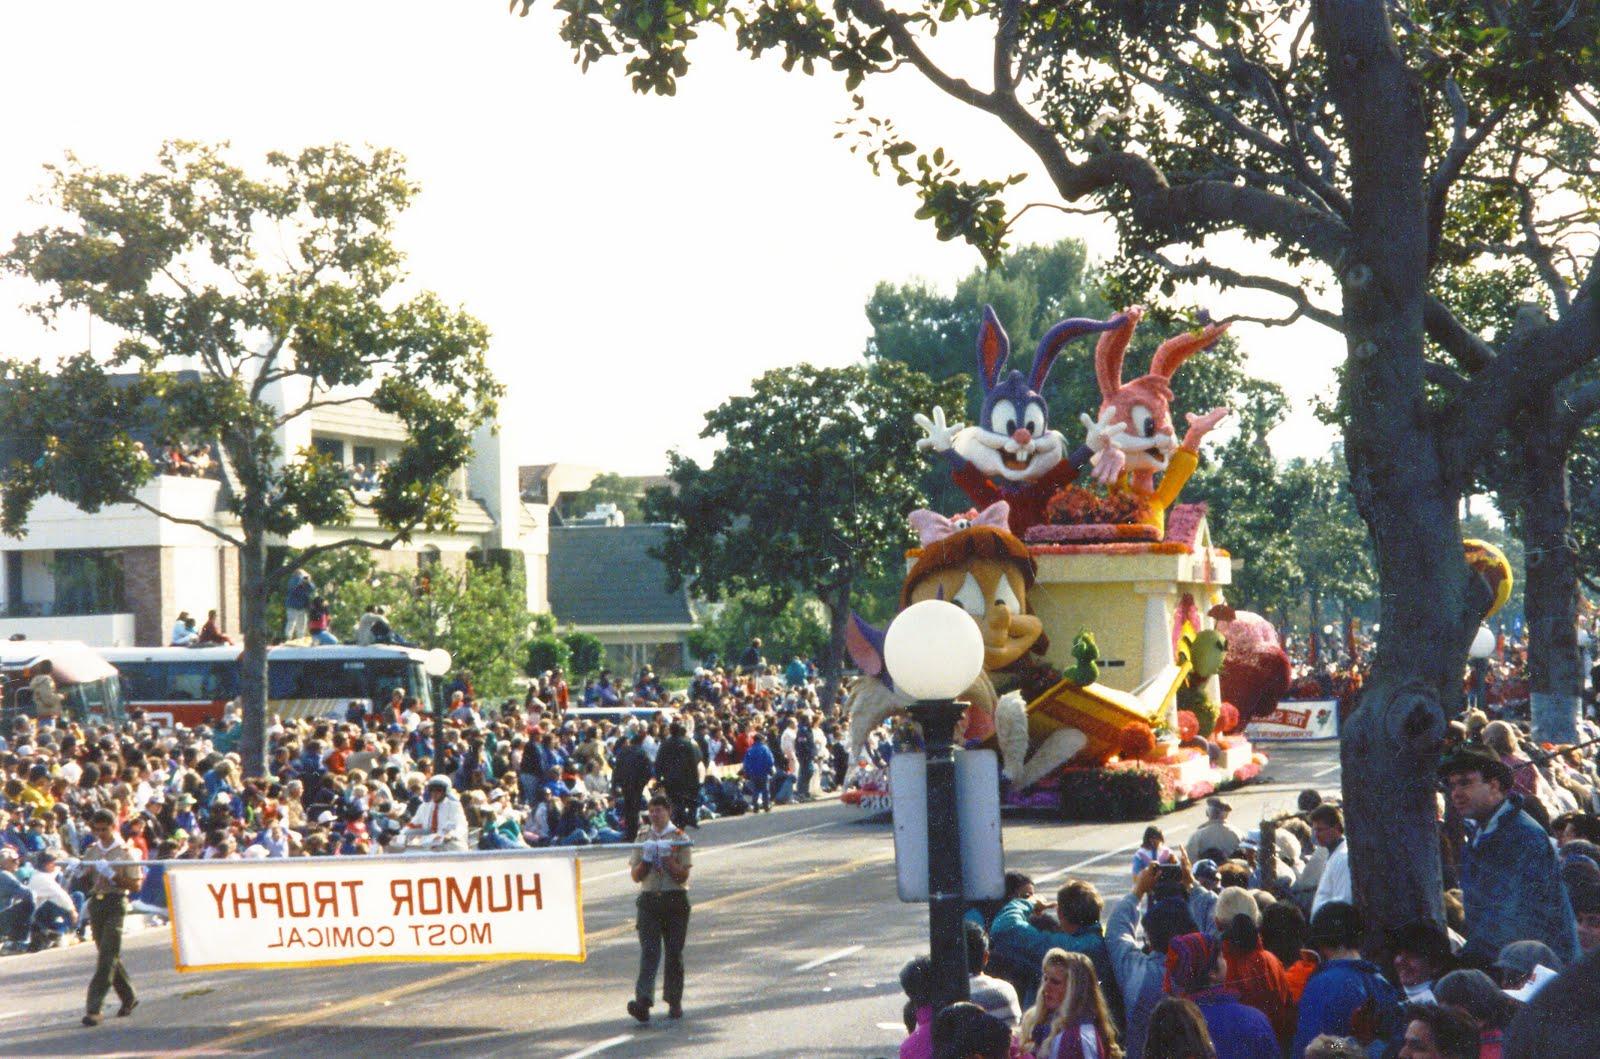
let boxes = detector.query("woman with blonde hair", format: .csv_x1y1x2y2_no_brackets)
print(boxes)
1020,949,1121,1059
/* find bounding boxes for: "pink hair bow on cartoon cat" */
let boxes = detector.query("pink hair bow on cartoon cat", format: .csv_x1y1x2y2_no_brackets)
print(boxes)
907,501,1012,546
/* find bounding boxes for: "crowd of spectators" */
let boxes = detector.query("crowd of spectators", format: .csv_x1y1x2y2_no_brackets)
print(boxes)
0,639,858,959
897,708,1600,1059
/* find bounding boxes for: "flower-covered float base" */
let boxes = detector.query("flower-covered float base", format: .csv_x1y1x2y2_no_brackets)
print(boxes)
1044,735,1265,821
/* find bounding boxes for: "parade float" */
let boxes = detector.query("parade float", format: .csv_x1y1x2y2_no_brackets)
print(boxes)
844,305,1266,820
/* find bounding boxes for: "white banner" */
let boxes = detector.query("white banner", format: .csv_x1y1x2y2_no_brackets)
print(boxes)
1246,699,1339,741
165,851,585,972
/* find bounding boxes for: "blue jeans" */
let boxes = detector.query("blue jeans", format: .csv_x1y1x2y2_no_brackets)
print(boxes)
747,776,771,811
592,828,624,844
33,893,84,937
797,756,815,799
556,829,594,846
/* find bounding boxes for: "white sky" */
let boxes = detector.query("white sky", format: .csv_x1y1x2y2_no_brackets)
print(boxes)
0,2,1344,476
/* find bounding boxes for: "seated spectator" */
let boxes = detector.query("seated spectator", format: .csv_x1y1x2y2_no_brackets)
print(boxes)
196,609,232,645
1432,969,1519,1058
170,612,199,647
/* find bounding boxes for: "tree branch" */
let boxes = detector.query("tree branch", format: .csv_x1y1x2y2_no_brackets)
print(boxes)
273,522,425,583
1426,82,1509,266
1555,379,1600,447
1423,296,1496,372
1137,250,1344,331
124,494,245,548
1421,361,1469,392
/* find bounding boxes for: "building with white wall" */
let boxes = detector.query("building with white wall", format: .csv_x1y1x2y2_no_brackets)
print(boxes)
0,394,548,646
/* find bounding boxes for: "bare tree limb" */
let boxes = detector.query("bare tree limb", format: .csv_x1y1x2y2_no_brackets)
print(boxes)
273,522,427,582
124,493,245,548
1423,296,1496,372
1137,249,1344,331
1421,361,1469,392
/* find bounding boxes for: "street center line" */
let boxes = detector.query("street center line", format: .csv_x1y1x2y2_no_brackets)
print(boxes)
558,1034,634,1059
586,818,847,881
796,944,864,971
1313,763,1341,777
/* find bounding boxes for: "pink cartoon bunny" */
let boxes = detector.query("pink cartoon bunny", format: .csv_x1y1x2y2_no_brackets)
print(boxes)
1079,306,1231,536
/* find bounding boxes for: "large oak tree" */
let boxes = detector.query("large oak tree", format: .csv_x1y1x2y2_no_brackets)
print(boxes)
517,0,1600,940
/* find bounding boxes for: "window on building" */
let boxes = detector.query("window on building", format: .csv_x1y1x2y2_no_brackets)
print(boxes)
51,549,125,616
312,437,345,464
417,546,442,572
3,552,19,614
352,445,377,469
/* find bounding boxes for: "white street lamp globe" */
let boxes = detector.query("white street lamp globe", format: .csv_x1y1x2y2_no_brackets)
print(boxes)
883,599,987,701
1469,625,1496,660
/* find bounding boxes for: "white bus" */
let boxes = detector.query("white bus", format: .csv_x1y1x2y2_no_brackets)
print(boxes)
100,644,441,728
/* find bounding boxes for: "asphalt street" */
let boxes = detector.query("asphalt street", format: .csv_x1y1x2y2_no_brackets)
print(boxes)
0,740,1340,1058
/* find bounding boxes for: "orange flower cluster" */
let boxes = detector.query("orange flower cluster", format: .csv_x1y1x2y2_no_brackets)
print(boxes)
1044,483,1147,526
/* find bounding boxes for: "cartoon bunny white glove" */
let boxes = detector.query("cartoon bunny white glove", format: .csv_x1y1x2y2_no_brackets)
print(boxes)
914,406,964,453
1080,406,1126,484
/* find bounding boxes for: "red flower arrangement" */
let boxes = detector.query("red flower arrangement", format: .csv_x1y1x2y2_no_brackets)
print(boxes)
1044,483,1147,526
1176,710,1201,742
1117,721,1157,761
1216,703,1241,735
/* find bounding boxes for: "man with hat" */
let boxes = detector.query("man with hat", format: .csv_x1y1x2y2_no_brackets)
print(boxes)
1441,747,1578,964
402,776,467,851
1492,939,1563,994
1186,797,1243,862
26,849,82,946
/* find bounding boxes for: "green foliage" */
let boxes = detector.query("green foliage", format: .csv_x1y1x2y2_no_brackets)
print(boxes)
525,634,572,678
561,472,648,523
562,631,604,676
647,360,964,609
688,589,829,667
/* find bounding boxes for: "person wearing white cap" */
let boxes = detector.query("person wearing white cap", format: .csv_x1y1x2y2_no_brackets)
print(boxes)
402,777,467,851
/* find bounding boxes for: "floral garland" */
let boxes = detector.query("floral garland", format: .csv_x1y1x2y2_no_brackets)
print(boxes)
1043,483,1148,526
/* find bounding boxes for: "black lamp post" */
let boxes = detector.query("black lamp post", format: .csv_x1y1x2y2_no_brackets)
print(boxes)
908,696,971,1020
885,599,988,1050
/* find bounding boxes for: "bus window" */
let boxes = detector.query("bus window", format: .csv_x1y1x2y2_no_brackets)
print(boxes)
120,660,237,702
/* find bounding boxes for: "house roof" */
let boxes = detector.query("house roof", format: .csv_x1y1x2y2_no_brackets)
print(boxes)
547,525,695,629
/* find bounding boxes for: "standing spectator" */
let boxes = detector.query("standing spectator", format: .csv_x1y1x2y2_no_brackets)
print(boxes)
794,710,817,802
613,730,652,842
1291,902,1406,1059
1033,949,1119,1059
963,921,1022,1028
1212,888,1293,1044
1163,932,1279,1059
1186,799,1242,863
653,722,703,831
79,809,141,1027
1309,805,1351,918
1108,865,1200,1059
1395,1004,1480,1059
28,661,63,725
627,795,691,1024
1442,748,1579,964
283,568,315,640
1132,826,1171,877
1143,997,1217,1059
737,637,765,674
740,733,775,813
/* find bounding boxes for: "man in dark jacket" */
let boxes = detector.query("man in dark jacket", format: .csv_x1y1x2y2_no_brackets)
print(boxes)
613,731,653,843
653,723,704,830
1443,748,1579,965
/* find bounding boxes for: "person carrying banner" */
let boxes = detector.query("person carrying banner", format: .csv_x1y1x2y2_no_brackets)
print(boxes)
627,794,692,1024
80,809,141,1027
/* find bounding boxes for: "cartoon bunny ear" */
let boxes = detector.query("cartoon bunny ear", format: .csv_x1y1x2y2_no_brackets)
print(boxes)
1031,314,1126,394
1151,319,1231,380
975,305,1011,391
845,613,889,682
1095,309,1141,398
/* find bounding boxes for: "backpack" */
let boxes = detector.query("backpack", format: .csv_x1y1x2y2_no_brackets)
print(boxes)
1348,963,1408,1057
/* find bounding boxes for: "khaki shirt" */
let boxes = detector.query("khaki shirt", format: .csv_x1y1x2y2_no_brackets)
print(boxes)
80,837,140,896
630,825,691,893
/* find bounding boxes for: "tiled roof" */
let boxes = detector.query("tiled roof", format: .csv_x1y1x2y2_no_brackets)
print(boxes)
547,525,695,628
1165,503,1208,547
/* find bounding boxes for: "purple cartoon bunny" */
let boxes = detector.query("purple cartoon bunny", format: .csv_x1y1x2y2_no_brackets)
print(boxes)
915,305,1126,536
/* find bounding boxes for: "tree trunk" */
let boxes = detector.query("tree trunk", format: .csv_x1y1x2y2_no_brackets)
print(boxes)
1521,405,1583,742
1309,590,1323,666
238,524,271,779
819,581,852,719
1319,0,1463,946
